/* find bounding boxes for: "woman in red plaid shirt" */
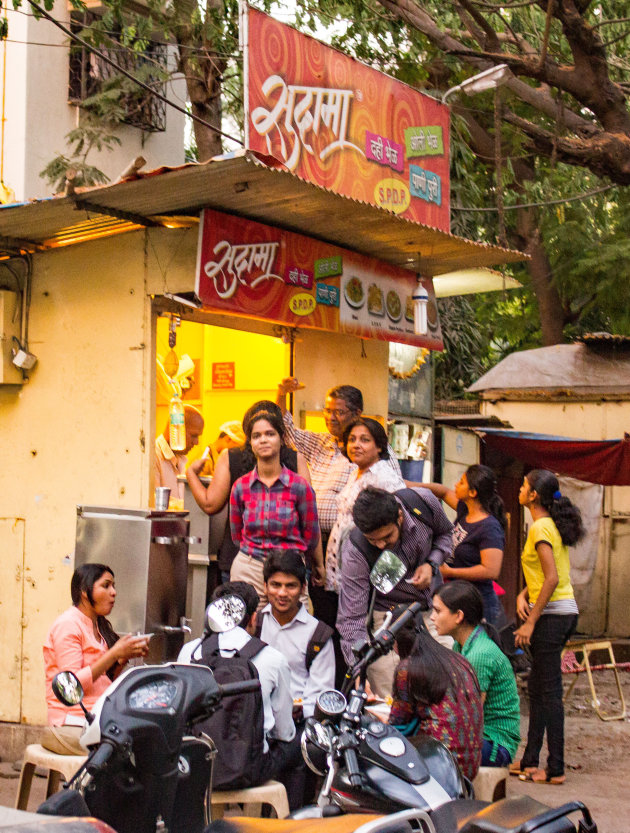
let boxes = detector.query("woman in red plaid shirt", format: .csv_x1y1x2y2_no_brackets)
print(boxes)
229,409,322,606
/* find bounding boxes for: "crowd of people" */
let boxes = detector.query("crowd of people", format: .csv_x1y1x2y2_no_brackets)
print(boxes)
43,378,585,805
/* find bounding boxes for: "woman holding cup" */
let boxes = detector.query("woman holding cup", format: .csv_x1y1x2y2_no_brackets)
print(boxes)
43,563,150,754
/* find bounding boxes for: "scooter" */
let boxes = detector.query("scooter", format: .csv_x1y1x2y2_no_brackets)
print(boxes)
41,594,260,833
292,551,597,833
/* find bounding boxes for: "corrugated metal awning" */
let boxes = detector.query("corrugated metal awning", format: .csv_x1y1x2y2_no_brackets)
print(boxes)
0,151,526,277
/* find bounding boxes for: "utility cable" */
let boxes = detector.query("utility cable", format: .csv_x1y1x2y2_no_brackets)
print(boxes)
453,183,617,212
25,0,243,146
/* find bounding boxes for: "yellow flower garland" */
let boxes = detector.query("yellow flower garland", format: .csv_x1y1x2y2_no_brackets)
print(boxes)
388,348,430,380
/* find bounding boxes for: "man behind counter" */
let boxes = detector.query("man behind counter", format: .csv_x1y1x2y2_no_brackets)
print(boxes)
154,405,204,506
198,420,246,477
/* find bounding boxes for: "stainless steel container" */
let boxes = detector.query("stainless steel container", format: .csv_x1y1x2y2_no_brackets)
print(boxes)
75,505,192,663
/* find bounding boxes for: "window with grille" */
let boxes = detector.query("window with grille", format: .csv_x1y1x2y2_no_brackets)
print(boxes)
68,10,167,133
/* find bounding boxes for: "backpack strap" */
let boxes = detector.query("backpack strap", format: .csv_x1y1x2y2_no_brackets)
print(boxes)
253,617,263,639
394,488,435,529
349,489,435,569
305,621,334,671
349,526,382,569
193,632,266,665
237,635,266,662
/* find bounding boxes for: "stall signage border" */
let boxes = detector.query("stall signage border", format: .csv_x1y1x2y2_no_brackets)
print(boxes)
243,5,450,232
196,209,443,351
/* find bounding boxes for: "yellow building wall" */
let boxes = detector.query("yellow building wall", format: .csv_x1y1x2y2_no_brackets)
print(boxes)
1,221,393,725
0,230,156,725
480,397,630,635
293,329,391,426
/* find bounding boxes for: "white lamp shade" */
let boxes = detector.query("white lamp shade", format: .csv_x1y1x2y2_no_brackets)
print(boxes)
412,285,429,335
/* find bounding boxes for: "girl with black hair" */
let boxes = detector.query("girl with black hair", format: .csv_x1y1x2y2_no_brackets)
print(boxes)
186,400,313,584
512,469,584,785
325,417,404,592
433,581,520,767
422,464,506,625
229,410,322,606
388,614,483,780
43,564,150,755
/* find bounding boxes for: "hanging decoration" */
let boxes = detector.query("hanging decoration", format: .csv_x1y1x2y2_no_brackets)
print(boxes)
388,347,430,380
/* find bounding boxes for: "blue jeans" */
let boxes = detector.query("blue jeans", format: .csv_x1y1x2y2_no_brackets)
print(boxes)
521,613,577,778
481,739,512,767
479,588,503,627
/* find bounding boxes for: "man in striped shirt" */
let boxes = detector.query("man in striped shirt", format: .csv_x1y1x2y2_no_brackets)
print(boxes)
277,378,401,632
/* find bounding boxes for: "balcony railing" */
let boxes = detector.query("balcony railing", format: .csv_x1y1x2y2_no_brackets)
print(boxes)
68,11,167,133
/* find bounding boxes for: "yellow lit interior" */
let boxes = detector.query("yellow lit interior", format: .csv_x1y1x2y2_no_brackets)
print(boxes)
156,317,290,460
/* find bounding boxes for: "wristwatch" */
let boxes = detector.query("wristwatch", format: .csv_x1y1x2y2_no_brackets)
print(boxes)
429,561,440,577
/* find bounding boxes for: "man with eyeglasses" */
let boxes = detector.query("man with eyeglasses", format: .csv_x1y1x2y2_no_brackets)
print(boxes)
277,378,401,634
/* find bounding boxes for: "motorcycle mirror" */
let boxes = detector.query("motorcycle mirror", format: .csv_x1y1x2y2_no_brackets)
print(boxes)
303,717,332,752
205,595,247,633
369,550,406,594
52,671,84,707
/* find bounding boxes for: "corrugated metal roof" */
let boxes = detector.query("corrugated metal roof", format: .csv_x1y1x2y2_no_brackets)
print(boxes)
577,332,630,346
0,151,526,276
469,343,630,396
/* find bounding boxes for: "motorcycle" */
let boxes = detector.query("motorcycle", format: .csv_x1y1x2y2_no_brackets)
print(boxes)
293,550,597,833
41,594,260,833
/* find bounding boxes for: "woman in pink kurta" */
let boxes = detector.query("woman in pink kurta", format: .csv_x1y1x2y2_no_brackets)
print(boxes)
42,563,150,754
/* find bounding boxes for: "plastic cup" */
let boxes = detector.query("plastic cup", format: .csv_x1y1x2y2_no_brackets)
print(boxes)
155,487,171,510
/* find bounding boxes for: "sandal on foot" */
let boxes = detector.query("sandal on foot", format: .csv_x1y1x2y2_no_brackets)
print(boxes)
519,768,565,785
509,762,538,777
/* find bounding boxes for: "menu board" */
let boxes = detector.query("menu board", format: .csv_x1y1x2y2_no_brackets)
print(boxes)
196,209,443,351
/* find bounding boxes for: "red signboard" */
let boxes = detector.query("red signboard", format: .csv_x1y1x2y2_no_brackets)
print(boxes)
243,5,450,232
212,361,235,389
196,209,443,351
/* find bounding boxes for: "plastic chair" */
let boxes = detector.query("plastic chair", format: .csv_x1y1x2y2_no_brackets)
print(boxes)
472,766,508,801
209,779,290,820
15,743,86,810
562,639,627,721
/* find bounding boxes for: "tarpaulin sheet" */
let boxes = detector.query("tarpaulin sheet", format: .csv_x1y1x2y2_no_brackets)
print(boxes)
476,429,630,486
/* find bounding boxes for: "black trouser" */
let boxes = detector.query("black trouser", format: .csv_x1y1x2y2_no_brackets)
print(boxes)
521,613,578,778
260,735,305,811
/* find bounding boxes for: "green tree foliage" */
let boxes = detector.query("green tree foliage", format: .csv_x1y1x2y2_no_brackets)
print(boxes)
6,0,630,373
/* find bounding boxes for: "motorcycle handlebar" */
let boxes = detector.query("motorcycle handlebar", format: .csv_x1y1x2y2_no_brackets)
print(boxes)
86,741,115,775
350,602,424,679
387,601,423,636
219,680,261,698
344,748,362,787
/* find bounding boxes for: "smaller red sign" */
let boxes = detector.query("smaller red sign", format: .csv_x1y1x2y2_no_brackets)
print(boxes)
212,362,235,389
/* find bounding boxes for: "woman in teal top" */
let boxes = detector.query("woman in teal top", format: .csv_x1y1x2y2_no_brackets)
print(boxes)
432,580,521,767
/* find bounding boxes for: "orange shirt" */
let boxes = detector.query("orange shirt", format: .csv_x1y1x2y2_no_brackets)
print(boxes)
43,606,113,725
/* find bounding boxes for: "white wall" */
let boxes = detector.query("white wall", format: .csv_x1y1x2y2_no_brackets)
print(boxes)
1,1,186,202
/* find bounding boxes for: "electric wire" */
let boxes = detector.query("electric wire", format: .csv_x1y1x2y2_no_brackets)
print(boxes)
453,183,617,212
24,0,244,146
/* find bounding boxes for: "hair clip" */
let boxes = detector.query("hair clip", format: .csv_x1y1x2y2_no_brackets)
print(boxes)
553,490,562,499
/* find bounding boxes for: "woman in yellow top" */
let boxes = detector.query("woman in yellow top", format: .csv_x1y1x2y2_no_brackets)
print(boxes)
512,469,584,785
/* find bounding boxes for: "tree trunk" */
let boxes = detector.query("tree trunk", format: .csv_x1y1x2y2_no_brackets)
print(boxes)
513,206,565,345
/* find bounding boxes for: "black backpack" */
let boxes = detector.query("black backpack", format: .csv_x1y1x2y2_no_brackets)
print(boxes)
255,617,334,671
349,487,436,569
191,632,267,790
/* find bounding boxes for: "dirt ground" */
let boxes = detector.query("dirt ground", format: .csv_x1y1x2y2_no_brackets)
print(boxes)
1,672,628,832
507,672,630,833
